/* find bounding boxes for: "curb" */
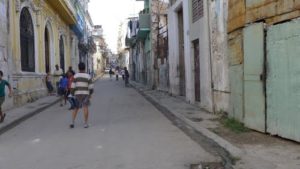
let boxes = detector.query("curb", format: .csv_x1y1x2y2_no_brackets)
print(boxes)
132,84,244,169
0,98,60,136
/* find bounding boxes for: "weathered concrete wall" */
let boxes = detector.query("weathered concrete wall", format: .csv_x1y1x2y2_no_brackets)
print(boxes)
168,0,188,96
228,29,244,121
228,0,300,33
189,0,213,112
158,59,169,91
209,0,229,113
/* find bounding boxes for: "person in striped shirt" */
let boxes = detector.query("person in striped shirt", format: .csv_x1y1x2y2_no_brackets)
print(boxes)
70,62,94,128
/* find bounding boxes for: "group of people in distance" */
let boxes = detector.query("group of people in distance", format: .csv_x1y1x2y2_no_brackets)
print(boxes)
46,63,93,128
0,62,93,128
109,66,130,86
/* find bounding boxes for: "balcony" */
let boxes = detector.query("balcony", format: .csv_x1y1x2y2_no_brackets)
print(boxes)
46,0,76,25
125,36,137,47
137,9,150,39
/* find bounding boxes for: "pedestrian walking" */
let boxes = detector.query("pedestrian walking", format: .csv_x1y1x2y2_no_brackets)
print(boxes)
121,69,125,80
109,68,113,81
124,67,130,87
67,71,75,110
45,71,54,95
0,70,12,123
70,62,94,128
115,68,119,81
58,74,68,106
68,66,75,75
53,64,63,95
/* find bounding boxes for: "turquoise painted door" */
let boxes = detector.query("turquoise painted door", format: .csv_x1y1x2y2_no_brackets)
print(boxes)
267,20,300,142
243,23,266,132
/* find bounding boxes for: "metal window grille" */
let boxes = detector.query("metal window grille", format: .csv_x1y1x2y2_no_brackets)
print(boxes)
20,8,35,72
192,0,204,23
59,36,65,72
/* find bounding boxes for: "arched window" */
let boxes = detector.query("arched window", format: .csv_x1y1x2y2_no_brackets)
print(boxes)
59,36,65,72
20,8,35,72
45,27,50,73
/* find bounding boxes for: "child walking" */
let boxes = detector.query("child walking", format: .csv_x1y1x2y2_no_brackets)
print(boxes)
0,71,12,123
67,71,75,110
70,62,94,128
58,74,68,106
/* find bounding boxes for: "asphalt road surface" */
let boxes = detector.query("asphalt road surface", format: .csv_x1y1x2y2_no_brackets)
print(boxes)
0,76,217,169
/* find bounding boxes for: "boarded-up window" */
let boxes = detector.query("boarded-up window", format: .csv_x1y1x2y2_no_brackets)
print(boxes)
192,0,203,23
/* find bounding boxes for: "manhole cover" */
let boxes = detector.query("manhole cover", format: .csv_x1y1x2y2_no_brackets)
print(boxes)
191,162,224,169
189,117,203,122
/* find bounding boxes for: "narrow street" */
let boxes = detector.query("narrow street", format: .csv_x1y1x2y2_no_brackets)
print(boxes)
0,76,217,169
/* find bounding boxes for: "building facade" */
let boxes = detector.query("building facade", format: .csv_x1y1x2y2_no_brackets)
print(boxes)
4,0,76,110
127,0,169,89
168,0,228,112
228,0,300,142
92,25,107,76
1,0,94,111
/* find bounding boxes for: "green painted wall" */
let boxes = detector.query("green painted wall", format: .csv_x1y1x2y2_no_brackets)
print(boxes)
243,23,266,132
267,20,300,142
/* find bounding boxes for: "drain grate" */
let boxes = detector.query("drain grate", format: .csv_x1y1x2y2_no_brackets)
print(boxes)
186,112,195,115
191,162,224,169
189,117,203,122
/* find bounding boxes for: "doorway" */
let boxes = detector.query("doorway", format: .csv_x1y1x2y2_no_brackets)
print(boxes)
193,39,200,102
177,9,186,96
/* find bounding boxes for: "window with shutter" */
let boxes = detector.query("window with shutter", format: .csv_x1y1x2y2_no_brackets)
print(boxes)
192,0,203,23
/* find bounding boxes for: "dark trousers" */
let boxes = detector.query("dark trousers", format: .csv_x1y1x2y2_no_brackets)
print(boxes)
68,97,76,109
125,77,129,86
56,82,59,94
46,81,54,93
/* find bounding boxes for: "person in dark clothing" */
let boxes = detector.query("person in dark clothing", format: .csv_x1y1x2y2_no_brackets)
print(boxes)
124,67,130,87
68,66,75,76
45,72,54,95
115,66,119,81
109,68,113,80
58,74,68,106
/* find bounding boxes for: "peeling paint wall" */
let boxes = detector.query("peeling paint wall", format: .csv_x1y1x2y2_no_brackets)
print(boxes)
209,0,229,113
168,0,189,96
189,0,213,111
228,0,300,142
228,0,300,33
267,19,300,142
6,0,75,108
228,29,244,121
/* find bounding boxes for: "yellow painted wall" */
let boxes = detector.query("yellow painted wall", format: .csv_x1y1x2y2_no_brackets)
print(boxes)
8,0,76,106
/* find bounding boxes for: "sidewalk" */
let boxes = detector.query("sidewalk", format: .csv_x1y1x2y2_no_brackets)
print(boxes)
0,96,60,136
0,73,104,136
131,82,300,169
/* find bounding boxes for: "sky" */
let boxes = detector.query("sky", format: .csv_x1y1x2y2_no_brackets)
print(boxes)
89,0,144,53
